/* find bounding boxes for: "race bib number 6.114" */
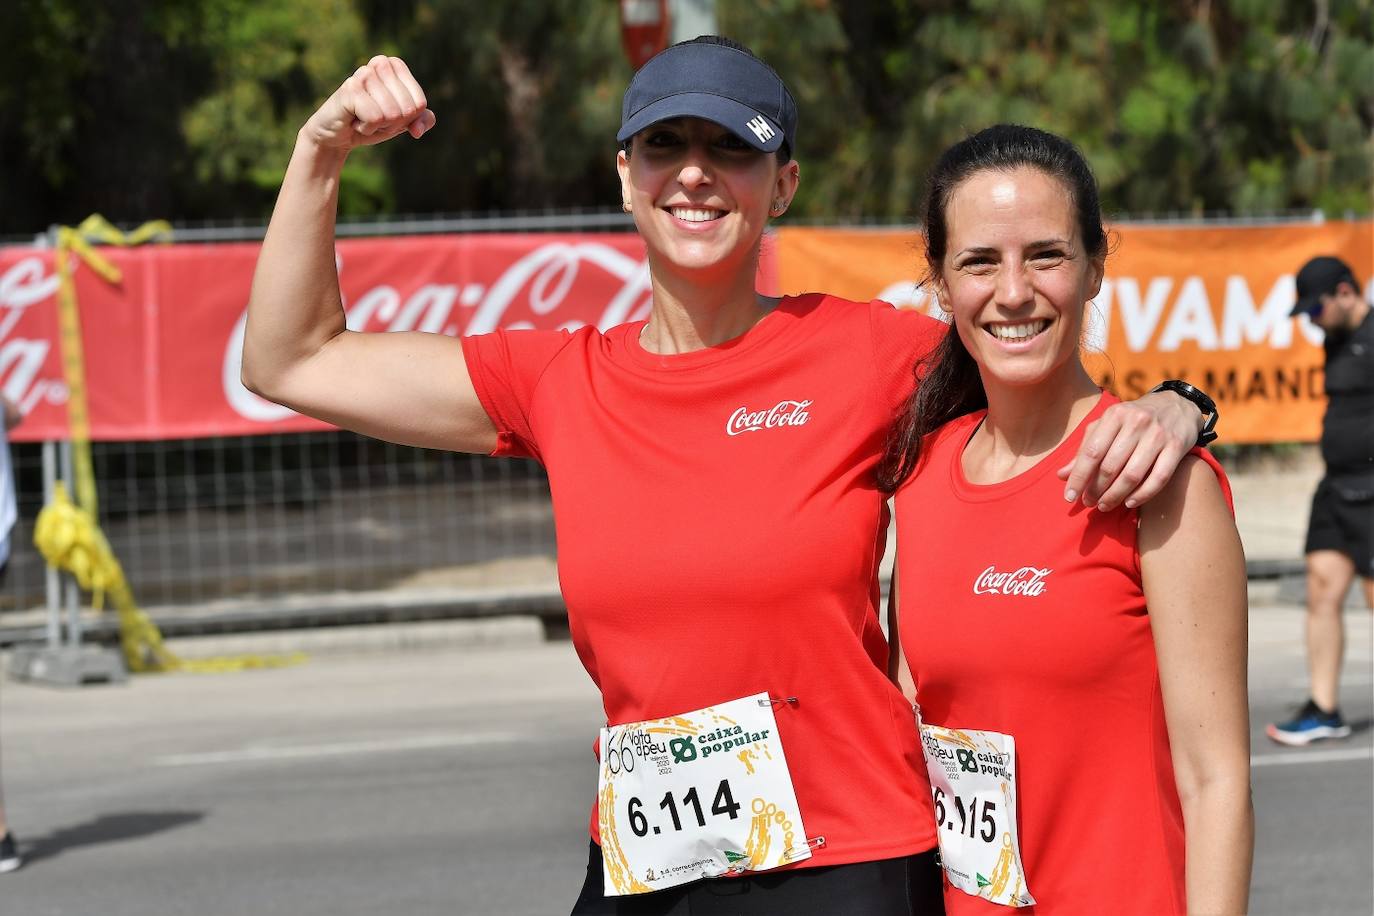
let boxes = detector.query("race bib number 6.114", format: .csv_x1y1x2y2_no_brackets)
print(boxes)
597,692,814,896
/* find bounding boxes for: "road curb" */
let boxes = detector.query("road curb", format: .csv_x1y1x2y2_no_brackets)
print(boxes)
0,616,550,671
0,586,566,649
167,615,548,659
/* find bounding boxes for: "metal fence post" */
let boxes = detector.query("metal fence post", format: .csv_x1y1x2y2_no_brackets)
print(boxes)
5,224,125,684
41,440,60,649
59,438,81,647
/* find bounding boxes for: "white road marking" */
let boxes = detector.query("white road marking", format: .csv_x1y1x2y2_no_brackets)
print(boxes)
1251,747,1373,768
154,732,519,767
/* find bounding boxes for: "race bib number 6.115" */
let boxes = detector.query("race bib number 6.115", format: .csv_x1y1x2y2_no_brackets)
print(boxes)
919,721,1036,908
597,692,813,896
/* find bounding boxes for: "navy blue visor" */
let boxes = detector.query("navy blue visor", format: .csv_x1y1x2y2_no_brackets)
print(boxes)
618,42,797,155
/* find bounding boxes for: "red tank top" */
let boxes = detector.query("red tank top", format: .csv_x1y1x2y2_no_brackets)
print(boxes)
895,392,1230,915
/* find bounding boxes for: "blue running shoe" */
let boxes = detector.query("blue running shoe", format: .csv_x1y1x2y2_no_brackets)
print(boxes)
1266,699,1352,746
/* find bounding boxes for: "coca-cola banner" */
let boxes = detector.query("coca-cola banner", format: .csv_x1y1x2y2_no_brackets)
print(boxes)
0,222,1364,444
0,234,780,442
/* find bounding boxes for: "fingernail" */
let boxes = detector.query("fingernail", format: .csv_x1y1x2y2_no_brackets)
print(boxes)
1096,502,1109,512
1064,489,1077,502
1124,499,1137,509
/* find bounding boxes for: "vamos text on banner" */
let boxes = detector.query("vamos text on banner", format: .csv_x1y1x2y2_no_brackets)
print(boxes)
775,221,1372,444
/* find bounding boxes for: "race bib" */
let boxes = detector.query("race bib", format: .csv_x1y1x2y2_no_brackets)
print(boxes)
597,692,815,895
918,714,1035,908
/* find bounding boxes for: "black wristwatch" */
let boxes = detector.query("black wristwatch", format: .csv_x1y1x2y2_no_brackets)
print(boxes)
1150,380,1219,447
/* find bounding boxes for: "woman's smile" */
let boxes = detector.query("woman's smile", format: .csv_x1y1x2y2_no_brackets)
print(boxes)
983,318,1052,345
667,206,726,224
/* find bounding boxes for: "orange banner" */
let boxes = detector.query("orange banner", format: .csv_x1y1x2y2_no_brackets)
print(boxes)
775,221,1372,443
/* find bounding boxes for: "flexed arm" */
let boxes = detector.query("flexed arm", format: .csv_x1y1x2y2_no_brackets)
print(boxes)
242,56,497,453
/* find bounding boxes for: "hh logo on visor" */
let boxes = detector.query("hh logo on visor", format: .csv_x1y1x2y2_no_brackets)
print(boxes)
745,116,776,144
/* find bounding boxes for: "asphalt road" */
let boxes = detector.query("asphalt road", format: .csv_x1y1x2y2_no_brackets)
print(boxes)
1246,604,1373,916
0,604,1370,916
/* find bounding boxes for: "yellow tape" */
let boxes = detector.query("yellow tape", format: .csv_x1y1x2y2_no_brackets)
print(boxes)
38,215,303,674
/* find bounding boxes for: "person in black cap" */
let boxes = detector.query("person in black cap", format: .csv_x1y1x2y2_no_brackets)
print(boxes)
242,39,1210,915
1267,256,1373,746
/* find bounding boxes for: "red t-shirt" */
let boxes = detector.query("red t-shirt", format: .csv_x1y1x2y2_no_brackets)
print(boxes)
462,293,943,868
895,392,1232,915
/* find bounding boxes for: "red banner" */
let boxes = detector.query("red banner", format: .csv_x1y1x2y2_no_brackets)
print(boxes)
0,234,784,442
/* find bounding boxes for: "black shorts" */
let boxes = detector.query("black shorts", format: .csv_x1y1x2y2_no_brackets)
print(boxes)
1305,477,1374,578
570,841,945,915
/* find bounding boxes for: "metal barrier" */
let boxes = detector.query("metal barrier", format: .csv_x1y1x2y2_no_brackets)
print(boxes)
2,435,555,612
2,211,614,625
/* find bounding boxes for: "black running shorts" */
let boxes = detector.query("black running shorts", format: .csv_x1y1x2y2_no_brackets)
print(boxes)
570,841,945,915
1305,477,1374,578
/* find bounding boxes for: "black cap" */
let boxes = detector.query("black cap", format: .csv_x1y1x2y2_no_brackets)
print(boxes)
618,41,797,155
1292,256,1357,317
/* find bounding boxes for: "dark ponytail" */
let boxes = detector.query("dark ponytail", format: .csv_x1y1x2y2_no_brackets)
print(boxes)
877,124,1107,492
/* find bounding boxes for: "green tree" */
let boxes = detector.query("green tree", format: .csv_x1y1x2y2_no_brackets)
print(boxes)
359,0,627,213
1,0,1369,234
0,0,219,231
723,0,1373,221
179,0,379,215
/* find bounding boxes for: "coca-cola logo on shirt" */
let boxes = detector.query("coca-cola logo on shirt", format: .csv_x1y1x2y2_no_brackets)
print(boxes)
972,565,1051,597
726,399,813,437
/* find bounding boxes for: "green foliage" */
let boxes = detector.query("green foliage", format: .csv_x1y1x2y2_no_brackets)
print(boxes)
727,0,1373,221
0,0,221,230
181,0,375,212
361,0,626,213
1,0,1370,233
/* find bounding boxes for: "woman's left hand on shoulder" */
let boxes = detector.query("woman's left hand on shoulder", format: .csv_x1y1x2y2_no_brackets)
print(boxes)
1057,391,1202,512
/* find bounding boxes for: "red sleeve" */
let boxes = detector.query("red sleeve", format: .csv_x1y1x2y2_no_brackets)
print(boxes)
868,299,948,415
460,328,573,462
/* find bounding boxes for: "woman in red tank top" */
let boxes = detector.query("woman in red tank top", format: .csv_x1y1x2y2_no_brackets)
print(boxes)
883,126,1253,914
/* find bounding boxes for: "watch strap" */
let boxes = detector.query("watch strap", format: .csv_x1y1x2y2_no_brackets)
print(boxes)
1149,380,1219,448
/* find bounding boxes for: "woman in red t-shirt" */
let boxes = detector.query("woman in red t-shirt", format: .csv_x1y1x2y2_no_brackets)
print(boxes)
241,38,1211,915
884,126,1253,914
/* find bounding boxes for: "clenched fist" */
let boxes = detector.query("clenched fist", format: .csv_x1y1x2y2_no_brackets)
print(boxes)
303,55,436,151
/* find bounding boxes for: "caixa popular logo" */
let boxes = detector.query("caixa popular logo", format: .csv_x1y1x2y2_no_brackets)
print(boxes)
668,724,773,764
725,399,813,437
972,565,1051,597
